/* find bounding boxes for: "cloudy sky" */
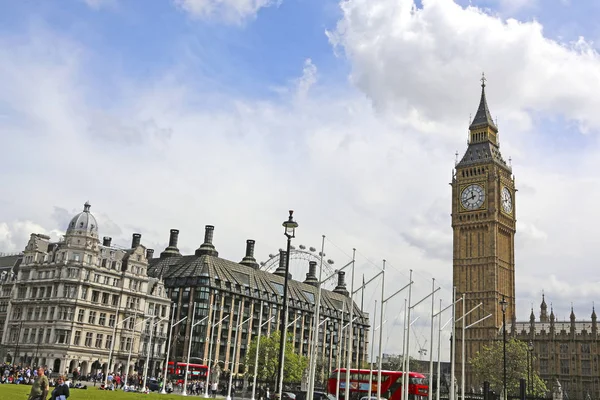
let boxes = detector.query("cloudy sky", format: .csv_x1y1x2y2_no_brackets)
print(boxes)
1,0,600,360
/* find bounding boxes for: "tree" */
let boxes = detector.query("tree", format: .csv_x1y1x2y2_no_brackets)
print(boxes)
470,338,548,397
245,330,308,386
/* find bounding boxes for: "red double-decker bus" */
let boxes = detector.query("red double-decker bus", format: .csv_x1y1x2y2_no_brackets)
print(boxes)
167,362,209,384
327,368,428,400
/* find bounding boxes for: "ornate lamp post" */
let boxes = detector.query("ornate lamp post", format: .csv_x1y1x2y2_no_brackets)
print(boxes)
276,210,298,400
500,296,508,400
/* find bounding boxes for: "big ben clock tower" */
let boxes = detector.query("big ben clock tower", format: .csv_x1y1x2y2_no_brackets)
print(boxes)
452,76,516,387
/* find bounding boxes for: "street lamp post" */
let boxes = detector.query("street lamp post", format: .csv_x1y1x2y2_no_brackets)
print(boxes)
276,210,298,400
500,296,508,400
161,306,188,394
528,341,534,395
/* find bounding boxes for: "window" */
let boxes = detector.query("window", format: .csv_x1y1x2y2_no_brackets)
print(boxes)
94,274,100,283
91,290,99,303
112,295,119,306
99,313,106,326
106,334,113,350
88,311,97,324
560,359,570,374
56,330,68,344
68,268,79,279
74,331,81,346
32,288,38,298
72,253,81,262
78,309,85,322
87,255,92,264
102,292,109,305
582,343,591,354
81,287,88,300
48,307,55,320
23,328,29,343
583,360,591,375
120,336,132,351
104,276,110,285
45,330,51,343
85,332,93,347
65,285,76,298
95,334,103,348
17,287,26,299
108,314,116,327
11,307,21,320
560,343,569,355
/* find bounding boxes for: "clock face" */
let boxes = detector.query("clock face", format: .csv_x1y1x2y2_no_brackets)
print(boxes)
501,187,513,214
461,184,485,210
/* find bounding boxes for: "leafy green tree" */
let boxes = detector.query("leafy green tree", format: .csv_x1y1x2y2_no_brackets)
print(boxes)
470,339,547,397
245,330,308,386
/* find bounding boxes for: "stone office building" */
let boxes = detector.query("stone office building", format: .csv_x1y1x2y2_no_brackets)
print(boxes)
512,296,600,400
0,203,171,377
147,225,370,383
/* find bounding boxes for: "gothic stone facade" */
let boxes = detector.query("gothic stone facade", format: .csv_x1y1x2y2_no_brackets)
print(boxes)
513,297,600,400
0,203,171,377
452,79,517,389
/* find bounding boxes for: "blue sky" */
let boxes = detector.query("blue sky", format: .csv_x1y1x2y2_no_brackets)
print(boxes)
2,0,600,358
0,0,347,101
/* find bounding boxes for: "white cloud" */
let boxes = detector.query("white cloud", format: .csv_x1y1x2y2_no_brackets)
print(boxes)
2,0,600,358
173,0,280,24
295,58,318,100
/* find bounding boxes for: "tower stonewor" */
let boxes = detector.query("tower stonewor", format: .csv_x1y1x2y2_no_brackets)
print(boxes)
451,76,516,391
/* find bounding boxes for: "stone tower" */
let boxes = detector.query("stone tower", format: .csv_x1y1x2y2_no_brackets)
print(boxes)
451,76,516,388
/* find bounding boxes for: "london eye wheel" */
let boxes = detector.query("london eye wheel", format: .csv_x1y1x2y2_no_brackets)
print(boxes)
259,244,337,289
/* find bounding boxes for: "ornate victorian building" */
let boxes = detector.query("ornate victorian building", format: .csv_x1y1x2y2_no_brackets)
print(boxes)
452,78,516,388
147,225,370,382
0,203,171,377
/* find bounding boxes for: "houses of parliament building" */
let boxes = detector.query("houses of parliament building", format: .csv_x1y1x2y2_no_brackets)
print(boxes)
453,77,598,400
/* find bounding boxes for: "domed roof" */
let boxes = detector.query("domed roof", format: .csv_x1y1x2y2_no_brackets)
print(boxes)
66,202,99,237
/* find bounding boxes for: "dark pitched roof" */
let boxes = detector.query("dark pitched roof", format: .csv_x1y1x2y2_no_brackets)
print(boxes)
0,254,22,273
148,254,367,324
456,141,508,169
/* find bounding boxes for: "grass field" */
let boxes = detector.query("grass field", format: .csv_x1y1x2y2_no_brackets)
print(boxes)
0,384,213,399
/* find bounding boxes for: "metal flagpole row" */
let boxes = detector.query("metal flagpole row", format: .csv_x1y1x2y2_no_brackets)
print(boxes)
183,303,208,396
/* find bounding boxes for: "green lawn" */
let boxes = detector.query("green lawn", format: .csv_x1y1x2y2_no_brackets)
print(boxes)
0,384,214,399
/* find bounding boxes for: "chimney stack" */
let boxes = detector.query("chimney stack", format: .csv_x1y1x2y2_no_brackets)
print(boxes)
160,229,181,259
304,261,319,287
240,239,259,269
333,271,349,297
195,225,219,257
146,249,154,260
103,237,112,247
131,233,142,248
273,250,292,279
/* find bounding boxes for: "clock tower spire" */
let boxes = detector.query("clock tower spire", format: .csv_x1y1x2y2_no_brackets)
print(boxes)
451,76,516,389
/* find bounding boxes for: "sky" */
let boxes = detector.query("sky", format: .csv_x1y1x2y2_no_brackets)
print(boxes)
1,0,600,361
